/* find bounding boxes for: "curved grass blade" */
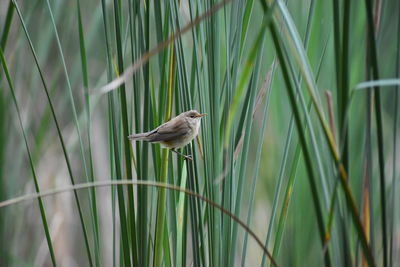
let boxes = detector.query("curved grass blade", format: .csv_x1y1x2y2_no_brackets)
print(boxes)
355,79,400,90
0,179,279,267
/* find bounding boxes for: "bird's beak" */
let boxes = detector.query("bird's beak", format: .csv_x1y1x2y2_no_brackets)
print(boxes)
196,113,207,118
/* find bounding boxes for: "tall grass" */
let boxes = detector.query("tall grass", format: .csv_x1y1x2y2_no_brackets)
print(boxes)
0,0,399,266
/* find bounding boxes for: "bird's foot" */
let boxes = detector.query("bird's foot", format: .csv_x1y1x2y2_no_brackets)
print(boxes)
171,149,193,161
183,155,193,161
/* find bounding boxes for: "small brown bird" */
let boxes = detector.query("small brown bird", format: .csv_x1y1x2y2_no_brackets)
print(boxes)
128,110,207,160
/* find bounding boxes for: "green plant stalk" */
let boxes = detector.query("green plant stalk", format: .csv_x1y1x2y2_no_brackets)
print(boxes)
187,3,214,265
154,149,170,267
154,44,175,267
163,219,172,267
112,0,139,264
176,162,188,267
140,2,152,264
126,1,148,265
0,48,57,267
390,6,400,266
206,1,221,265
98,1,117,265
76,1,100,265
109,93,132,267
12,2,94,265
364,0,387,266
340,0,351,171
332,0,342,133
0,2,14,50
169,1,206,265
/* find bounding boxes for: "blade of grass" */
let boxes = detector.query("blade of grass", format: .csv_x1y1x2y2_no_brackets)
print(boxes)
126,1,148,265
12,1,94,265
75,1,100,265
355,79,400,90
364,0,387,265
389,6,400,265
340,0,351,171
0,47,57,267
112,0,138,264
169,1,207,265
154,44,175,267
109,91,132,267
176,162,188,267
0,2,14,50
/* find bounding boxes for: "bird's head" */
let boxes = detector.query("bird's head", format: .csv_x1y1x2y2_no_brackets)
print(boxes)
183,110,207,126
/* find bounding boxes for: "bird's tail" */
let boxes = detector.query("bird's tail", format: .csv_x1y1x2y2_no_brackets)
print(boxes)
128,132,151,141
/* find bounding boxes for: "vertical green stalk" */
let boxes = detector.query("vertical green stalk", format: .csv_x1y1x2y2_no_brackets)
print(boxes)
0,2,14,51
76,1,100,265
112,0,138,264
206,1,222,264
389,6,400,266
109,93,132,267
341,0,351,170
99,0,119,266
139,2,152,264
154,45,175,267
364,0,387,266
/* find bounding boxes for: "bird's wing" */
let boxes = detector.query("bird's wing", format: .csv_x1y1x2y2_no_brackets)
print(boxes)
147,118,187,142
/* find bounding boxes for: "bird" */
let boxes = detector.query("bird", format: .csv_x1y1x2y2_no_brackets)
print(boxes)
128,110,207,160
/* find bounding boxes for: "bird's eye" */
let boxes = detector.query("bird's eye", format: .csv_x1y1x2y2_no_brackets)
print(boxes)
190,115,195,118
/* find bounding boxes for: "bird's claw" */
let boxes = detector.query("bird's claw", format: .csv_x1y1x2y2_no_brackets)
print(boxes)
184,155,193,161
